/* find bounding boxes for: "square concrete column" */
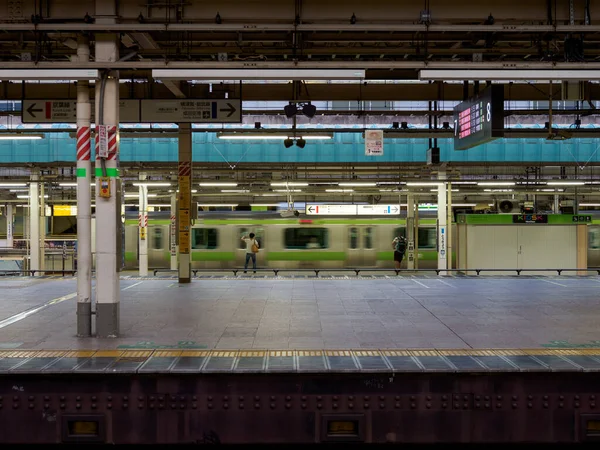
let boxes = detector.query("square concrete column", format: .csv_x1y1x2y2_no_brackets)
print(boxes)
437,175,448,272
178,123,192,283
29,176,40,273
94,32,120,337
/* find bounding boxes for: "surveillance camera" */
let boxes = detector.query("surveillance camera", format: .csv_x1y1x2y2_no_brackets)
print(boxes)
280,209,300,218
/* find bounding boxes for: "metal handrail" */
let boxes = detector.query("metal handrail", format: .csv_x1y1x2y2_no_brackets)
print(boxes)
152,267,600,277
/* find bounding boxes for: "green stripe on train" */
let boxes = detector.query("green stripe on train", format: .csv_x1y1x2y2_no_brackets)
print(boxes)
125,251,136,262
267,252,346,261
376,250,438,261
191,252,235,261
125,218,439,226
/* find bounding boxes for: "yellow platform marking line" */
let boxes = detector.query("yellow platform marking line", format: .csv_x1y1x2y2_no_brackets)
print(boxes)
269,350,294,357
326,350,354,357
238,351,265,357
3,348,600,360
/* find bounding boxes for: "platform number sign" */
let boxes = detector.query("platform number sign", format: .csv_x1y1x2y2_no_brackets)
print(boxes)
453,85,504,151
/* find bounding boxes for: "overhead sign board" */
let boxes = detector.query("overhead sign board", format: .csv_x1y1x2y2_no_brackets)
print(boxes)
140,99,241,123
453,85,504,150
305,204,401,216
357,204,400,215
22,99,141,123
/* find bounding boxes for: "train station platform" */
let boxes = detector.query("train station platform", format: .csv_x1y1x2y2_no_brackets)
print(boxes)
1,274,600,444
0,273,599,351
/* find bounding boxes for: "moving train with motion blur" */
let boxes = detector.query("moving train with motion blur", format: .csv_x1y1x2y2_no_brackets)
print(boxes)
2,209,600,271
122,210,600,270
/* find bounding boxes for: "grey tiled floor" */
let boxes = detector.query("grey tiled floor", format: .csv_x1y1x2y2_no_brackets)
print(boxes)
0,275,599,350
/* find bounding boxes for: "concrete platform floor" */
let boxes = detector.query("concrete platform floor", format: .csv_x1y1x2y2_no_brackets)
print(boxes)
0,274,599,350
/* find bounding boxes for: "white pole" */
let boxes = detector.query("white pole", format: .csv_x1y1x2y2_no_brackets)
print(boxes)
138,173,148,277
437,173,448,273
94,22,120,337
29,176,40,274
6,204,13,249
76,35,92,336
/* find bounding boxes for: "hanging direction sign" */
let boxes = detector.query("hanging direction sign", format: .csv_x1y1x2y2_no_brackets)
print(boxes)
140,99,241,123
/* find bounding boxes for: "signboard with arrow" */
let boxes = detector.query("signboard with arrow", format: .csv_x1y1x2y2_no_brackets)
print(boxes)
140,99,241,123
305,204,401,216
22,99,140,123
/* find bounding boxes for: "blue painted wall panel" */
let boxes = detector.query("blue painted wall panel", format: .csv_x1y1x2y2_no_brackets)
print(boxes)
0,132,599,164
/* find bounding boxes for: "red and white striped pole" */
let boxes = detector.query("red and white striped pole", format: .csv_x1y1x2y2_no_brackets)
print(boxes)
76,36,92,337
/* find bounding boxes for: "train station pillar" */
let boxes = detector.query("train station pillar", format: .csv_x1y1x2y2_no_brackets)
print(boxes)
437,176,448,273
94,31,120,337
178,123,192,283
29,175,40,274
76,36,92,336
138,173,149,277
170,192,178,270
5,204,13,249
39,181,46,272
406,194,416,270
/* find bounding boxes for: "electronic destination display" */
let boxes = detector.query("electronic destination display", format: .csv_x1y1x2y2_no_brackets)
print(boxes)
453,84,504,150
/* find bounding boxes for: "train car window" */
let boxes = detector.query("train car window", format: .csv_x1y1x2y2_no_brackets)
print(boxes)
192,228,219,249
394,227,436,249
285,228,328,249
238,228,249,249
364,227,373,249
590,228,600,249
349,227,358,249
152,228,163,250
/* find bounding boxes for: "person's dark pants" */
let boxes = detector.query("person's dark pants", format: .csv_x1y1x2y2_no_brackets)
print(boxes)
244,252,256,271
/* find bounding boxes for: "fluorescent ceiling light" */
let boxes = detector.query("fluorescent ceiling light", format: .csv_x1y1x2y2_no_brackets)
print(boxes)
148,204,171,207
270,182,309,187
379,188,404,192
430,189,460,192
406,182,442,187
546,181,585,186
132,182,172,187
261,193,283,196
273,189,302,192
0,134,42,140
124,193,158,198
59,182,96,187
250,203,279,207
516,181,547,185
9,189,28,192
419,69,600,81
477,182,516,186
217,133,332,140
378,181,406,185
536,188,564,192
220,189,250,193
453,203,477,207
0,69,98,80
198,204,238,207
580,203,600,207
153,69,365,81
338,182,377,187
0,183,27,187
17,195,49,198
451,181,477,185
199,182,238,187
483,189,514,192
326,189,354,193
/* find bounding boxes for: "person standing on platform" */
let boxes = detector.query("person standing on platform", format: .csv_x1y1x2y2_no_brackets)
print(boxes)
392,235,406,269
241,232,259,273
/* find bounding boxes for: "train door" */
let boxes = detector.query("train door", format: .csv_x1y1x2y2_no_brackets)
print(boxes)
148,226,166,268
236,227,265,267
347,226,377,266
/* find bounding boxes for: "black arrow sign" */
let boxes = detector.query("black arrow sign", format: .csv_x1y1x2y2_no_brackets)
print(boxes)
26,103,43,118
308,206,314,212
219,102,237,118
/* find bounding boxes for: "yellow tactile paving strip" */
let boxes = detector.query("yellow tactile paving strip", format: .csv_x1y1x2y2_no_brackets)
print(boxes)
0,349,599,368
